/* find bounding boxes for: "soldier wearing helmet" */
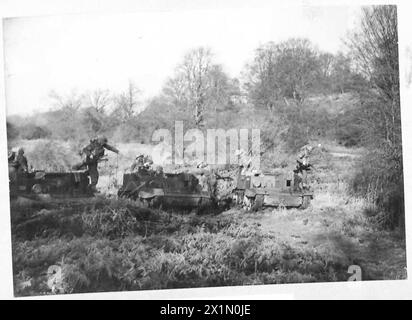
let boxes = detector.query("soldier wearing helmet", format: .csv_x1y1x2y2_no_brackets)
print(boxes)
82,136,119,160
294,144,314,190
130,154,153,172
8,148,29,184
73,136,119,192
10,147,29,173
154,165,165,178
16,148,29,173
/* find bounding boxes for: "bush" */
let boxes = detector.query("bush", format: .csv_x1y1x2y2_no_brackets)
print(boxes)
350,150,404,230
25,140,79,171
19,124,51,140
7,121,20,141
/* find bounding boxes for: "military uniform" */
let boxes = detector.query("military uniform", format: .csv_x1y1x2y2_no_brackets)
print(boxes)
294,145,313,190
16,153,29,173
9,148,29,173
154,166,165,178
197,173,209,192
73,137,119,191
296,145,312,166
8,148,29,184
235,149,253,175
130,154,153,172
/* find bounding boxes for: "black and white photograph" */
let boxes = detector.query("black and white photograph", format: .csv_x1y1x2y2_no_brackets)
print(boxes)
1,0,409,298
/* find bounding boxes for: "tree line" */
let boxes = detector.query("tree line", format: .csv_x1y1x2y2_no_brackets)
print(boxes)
8,35,364,144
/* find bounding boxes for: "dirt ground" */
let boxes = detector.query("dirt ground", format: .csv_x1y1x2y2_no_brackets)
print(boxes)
220,198,406,281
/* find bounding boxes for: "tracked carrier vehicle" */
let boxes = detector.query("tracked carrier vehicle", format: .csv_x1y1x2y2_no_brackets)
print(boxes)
9,169,94,201
233,170,313,211
118,168,213,212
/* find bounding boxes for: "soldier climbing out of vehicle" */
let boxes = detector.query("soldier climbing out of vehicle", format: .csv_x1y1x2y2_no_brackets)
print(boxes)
130,154,153,172
154,165,165,178
130,154,144,171
72,135,119,193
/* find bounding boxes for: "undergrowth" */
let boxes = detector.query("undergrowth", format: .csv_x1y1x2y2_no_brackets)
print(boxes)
12,197,352,296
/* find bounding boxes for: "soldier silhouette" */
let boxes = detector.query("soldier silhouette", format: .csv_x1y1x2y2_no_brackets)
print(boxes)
73,136,119,192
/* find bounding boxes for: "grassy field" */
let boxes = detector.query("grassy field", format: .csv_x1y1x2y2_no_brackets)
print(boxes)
9,140,407,296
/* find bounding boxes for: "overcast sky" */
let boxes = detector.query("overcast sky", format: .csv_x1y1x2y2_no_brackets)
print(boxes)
3,5,361,116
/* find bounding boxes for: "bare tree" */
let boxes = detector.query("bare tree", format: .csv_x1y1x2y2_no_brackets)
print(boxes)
330,53,354,94
86,89,112,114
348,6,399,102
244,38,320,110
346,5,403,228
347,5,400,148
164,47,221,127
113,80,141,122
317,52,334,94
47,90,86,140
82,89,111,136
243,42,280,111
318,52,334,79
275,38,320,103
48,90,84,115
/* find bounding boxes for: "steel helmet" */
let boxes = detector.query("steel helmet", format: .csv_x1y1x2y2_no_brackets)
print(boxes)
97,136,108,144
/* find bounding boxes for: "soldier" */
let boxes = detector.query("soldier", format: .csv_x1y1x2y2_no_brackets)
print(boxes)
235,149,253,175
11,148,29,173
8,150,17,183
294,144,314,190
197,171,209,193
154,165,165,177
143,155,154,170
16,148,29,173
73,136,119,192
130,154,153,172
8,148,29,184
130,154,144,171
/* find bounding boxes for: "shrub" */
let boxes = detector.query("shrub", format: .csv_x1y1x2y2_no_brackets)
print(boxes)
350,149,404,230
24,139,79,171
7,121,20,141
20,124,51,140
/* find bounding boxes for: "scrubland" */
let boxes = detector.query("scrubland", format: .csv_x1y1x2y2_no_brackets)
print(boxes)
10,138,406,296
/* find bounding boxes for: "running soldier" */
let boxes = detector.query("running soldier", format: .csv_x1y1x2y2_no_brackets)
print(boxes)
73,136,119,192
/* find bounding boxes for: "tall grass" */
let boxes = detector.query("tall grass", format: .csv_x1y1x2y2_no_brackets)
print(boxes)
12,197,353,296
350,149,404,230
